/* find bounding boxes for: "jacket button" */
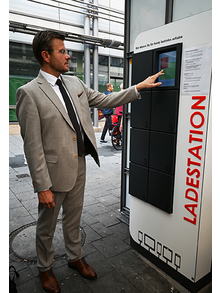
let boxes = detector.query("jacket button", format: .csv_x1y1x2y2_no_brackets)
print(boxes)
73,137,77,141
75,154,78,158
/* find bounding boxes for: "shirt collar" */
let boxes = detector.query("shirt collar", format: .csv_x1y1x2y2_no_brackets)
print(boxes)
40,69,61,87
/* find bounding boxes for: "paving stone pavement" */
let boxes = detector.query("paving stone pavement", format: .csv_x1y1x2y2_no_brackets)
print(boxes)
9,132,212,293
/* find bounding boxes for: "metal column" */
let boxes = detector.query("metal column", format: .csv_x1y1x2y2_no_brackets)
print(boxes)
120,0,131,214
84,0,90,87
165,0,174,24
92,0,99,128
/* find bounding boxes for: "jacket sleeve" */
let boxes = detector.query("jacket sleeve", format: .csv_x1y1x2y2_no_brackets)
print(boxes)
76,78,141,109
16,87,52,193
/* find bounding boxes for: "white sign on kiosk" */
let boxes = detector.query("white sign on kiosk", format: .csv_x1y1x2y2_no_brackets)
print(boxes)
182,44,212,95
129,10,211,292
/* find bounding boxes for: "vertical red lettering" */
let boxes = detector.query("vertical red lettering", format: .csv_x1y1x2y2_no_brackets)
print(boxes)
185,188,198,202
186,177,200,188
187,167,200,178
191,96,206,109
188,145,202,160
187,157,201,167
189,135,203,143
190,112,205,128
184,216,197,225
184,203,198,218
190,130,203,135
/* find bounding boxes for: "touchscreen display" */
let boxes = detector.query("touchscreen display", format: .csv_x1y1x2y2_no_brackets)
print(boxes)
158,50,176,86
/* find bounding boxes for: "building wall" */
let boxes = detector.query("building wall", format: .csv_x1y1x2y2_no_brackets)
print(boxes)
9,0,125,122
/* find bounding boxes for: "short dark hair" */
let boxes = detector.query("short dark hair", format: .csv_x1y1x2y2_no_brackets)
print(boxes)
106,83,113,89
32,30,65,66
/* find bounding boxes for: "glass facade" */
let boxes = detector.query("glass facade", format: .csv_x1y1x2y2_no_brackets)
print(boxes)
173,0,212,21
9,42,123,122
9,0,125,122
9,42,40,122
9,0,84,26
130,0,166,52
98,55,109,93
66,50,84,80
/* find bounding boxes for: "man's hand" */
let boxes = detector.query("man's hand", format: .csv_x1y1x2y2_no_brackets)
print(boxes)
136,70,164,92
38,189,55,209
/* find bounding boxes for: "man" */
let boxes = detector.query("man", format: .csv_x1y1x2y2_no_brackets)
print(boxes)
100,83,114,143
16,30,163,293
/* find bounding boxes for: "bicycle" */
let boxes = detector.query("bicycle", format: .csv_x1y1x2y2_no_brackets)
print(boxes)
111,115,122,150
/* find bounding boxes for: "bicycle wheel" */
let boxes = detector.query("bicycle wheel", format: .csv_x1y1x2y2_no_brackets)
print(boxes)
111,124,122,150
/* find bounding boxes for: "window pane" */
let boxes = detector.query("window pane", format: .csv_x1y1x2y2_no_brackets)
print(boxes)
173,0,212,21
9,41,40,122
98,73,109,93
66,51,84,80
98,56,109,92
110,78,123,92
60,9,84,26
10,0,59,20
110,57,123,77
130,0,166,52
9,42,40,77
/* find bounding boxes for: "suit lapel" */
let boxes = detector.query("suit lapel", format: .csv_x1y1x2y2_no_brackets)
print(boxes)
36,72,74,130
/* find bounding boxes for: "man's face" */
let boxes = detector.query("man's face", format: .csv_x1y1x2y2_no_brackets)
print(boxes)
46,38,70,76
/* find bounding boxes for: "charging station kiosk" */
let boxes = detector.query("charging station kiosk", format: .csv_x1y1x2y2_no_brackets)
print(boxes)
129,10,211,292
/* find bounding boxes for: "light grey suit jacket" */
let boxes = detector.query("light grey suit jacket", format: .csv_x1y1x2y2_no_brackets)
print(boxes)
16,72,140,193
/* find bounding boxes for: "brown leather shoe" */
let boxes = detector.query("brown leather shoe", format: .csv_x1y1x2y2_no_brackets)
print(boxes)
68,257,97,280
39,268,61,293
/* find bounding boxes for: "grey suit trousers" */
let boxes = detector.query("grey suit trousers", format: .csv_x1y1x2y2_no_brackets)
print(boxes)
36,155,86,272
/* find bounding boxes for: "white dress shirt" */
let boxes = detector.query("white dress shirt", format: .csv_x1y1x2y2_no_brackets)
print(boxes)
40,69,82,127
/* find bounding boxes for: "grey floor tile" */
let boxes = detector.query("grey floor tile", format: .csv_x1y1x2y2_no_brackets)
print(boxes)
59,273,92,293
109,222,130,240
9,197,23,210
10,183,33,195
90,221,114,238
88,270,140,293
9,176,27,187
109,250,150,280
13,189,36,202
85,186,110,197
129,267,181,293
17,279,43,293
81,211,99,226
108,202,120,212
9,206,30,220
83,225,102,244
9,215,35,233
97,194,120,206
53,264,75,282
20,197,38,213
9,147,24,156
82,243,97,257
92,235,130,259
83,195,99,207
13,166,31,176
95,210,121,227
82,251,115,281
83,202,109,217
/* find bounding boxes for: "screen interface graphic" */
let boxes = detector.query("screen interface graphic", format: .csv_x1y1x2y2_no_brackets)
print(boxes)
158,50,177,86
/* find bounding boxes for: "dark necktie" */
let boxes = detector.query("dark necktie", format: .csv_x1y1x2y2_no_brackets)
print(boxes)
56,79,84,156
